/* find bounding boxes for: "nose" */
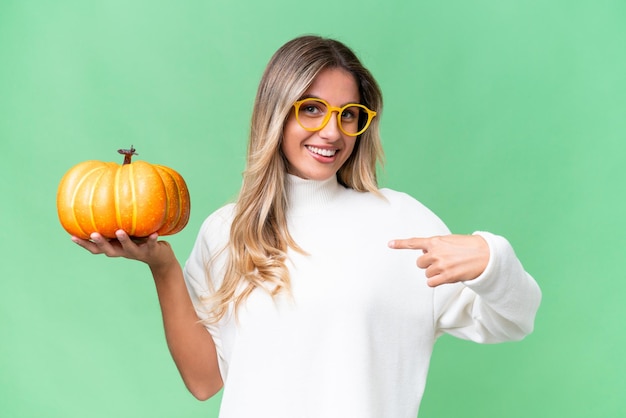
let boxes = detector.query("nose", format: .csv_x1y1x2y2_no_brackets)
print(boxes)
318,112,342,141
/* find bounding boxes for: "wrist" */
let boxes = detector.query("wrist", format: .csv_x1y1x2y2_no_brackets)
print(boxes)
149,255,181,281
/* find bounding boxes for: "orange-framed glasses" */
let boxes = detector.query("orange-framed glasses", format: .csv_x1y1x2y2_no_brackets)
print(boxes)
293,98,377,137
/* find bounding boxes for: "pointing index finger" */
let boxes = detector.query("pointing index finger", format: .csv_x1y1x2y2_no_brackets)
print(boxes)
388,237,430,250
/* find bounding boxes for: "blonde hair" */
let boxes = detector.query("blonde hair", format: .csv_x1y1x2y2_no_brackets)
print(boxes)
207,35,384,322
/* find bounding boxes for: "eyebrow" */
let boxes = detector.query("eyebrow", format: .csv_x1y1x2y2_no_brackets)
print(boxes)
298,94,361,107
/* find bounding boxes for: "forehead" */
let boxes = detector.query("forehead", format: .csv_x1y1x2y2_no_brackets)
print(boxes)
303,68,360,104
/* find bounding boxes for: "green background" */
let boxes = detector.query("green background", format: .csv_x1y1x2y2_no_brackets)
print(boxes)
1,0,624,417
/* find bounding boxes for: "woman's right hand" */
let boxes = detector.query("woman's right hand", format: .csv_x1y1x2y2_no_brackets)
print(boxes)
71,230,176,272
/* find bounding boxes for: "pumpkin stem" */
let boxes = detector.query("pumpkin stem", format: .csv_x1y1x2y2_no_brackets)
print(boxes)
118,146,139,165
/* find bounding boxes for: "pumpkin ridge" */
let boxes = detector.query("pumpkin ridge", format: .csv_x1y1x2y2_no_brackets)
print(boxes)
87,167,108,234
161,170,175,232
157,166,178,235
170,174,182,229
71,164,105,238
129,163,138,236
114,166,123,234
154,164,183,235
161,165,190,235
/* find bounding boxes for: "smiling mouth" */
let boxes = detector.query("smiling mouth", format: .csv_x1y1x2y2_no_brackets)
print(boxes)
306,145,338,157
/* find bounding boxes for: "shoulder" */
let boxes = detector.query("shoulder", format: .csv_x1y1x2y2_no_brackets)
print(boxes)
379,187,423,204
190,203,235,257
184,203,235,289
377,187,450,235
379,187,438,215
342,186,438,217
198,203,236,236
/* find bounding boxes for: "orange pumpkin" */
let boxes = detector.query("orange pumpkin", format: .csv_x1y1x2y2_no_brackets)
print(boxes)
57,146,190,239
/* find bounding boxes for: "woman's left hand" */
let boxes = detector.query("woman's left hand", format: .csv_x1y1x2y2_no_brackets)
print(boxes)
388,234,489,287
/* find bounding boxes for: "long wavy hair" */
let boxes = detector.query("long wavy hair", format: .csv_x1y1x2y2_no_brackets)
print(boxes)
206,35,384,322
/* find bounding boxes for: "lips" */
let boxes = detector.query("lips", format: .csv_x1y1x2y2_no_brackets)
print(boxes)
306,145,338,157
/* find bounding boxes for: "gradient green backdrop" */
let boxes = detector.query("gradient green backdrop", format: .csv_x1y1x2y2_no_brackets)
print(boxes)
2,1,625,417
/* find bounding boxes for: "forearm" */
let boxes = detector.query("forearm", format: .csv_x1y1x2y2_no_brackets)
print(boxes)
151,262,223,400
70,231,223,397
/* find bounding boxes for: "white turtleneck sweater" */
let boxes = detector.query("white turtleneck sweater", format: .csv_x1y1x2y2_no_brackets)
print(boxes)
183,175,541,418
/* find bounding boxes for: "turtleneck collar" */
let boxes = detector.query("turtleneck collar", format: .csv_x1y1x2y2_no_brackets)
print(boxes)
285,174,345,216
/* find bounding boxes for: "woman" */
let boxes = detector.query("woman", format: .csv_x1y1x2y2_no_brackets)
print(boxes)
73,35,541,417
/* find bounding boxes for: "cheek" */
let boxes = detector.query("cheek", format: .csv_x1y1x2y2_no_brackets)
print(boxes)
281,117,307,165
281,119,298,153
343,137,358,159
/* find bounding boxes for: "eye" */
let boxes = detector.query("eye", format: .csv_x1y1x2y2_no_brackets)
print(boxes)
300,101,326,116
341,106,360,121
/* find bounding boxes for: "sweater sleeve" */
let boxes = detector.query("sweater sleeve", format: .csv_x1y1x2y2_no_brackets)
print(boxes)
433,231,542,343
182,204,234,377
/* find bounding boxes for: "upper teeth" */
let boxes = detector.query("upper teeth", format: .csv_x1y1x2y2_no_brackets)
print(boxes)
307,146,337,157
